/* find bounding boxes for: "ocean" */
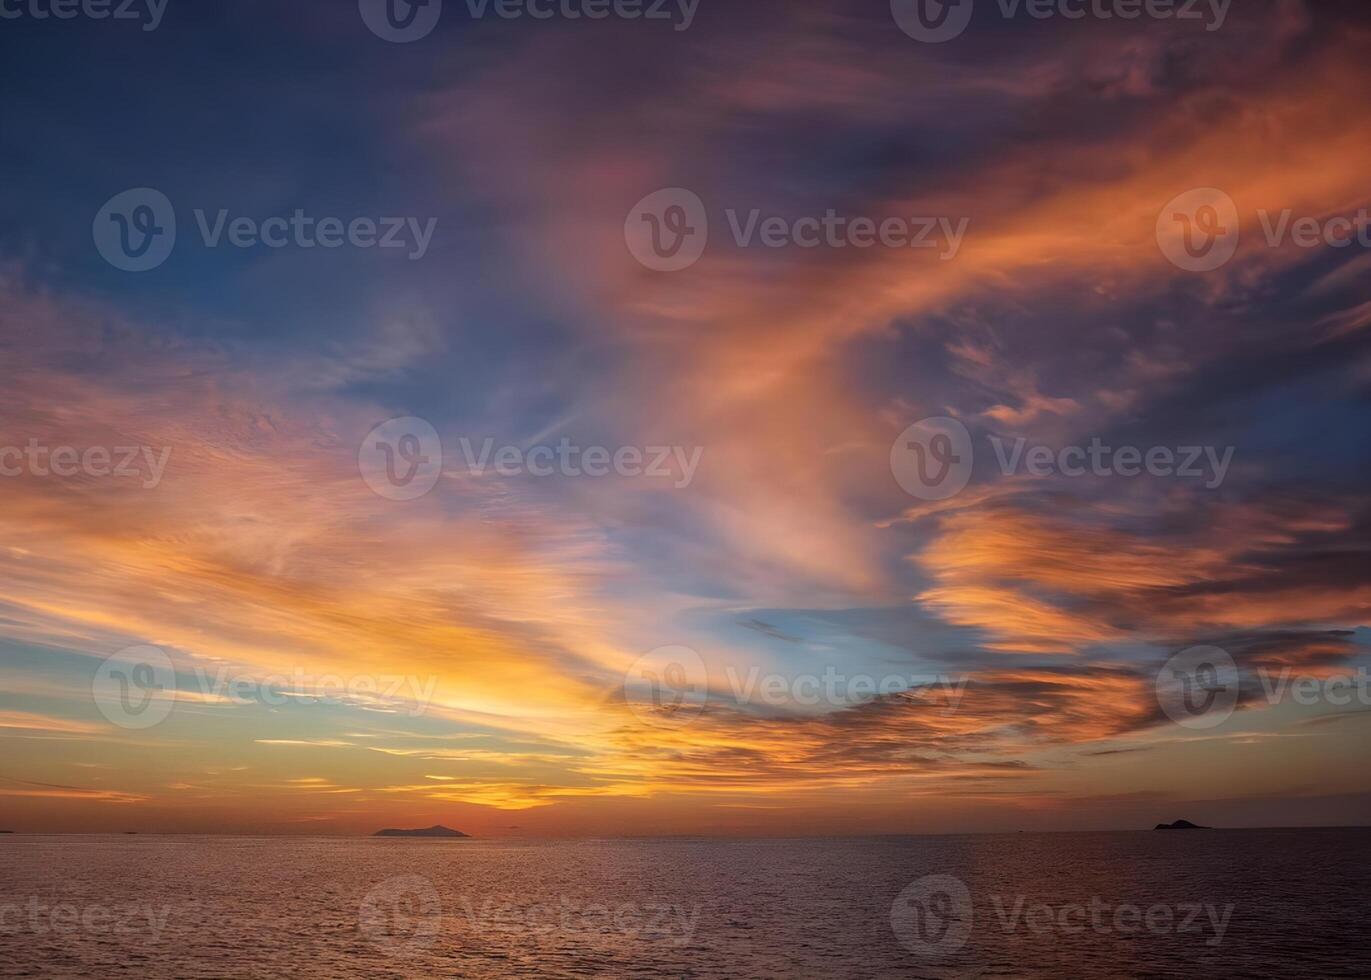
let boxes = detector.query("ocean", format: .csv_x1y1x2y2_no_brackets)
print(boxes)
1,828,1367,978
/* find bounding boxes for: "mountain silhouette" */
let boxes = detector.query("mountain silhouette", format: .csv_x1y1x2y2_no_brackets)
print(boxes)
373,824,469,838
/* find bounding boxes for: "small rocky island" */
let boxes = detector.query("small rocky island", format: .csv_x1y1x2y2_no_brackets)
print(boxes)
373,825,469,838
1154,819,1210,830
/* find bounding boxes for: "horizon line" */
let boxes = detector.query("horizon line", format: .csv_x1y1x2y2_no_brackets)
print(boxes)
4,824,1369,839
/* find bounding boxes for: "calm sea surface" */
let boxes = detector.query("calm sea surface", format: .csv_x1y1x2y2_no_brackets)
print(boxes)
1,829,1367,978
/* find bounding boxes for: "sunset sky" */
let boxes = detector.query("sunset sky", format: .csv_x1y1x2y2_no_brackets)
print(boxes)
0,0,1368,836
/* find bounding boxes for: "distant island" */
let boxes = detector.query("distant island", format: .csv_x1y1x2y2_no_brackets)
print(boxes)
372,825,469,838
1154,819,1210,830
